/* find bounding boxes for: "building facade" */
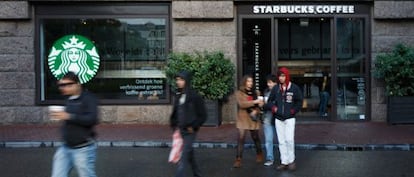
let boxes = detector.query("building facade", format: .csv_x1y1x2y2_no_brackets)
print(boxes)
0,0,413,124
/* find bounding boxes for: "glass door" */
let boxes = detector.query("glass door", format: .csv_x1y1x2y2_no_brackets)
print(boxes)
335,17,368,120
277,18,332,120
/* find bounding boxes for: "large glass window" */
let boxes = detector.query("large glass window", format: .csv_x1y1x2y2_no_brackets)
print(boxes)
336,17,367,120
35,4,170,104
278,18,332,119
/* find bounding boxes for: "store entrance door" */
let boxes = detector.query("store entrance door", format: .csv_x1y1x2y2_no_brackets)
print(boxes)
277,18,332,120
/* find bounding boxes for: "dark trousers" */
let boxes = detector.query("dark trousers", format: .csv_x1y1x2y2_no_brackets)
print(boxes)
175,132,201,177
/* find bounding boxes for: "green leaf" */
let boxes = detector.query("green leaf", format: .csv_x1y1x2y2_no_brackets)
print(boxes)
165,50,235,100
373,43,414,96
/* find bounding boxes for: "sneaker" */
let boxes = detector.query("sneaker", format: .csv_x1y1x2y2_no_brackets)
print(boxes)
264,160,274,166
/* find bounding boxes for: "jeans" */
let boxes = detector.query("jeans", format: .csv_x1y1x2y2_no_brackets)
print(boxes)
175,132,201,177
319,91,330,116
275,118,295,165
262,112,275,161
51,143,97,177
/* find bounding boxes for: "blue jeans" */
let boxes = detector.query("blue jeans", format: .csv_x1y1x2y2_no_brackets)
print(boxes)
263,112,275,161
51,143,97,177
175,132,201,177
319,91,330,116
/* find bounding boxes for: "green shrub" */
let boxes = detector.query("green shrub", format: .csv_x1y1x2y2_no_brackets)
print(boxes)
373,44,414,96
164,51,235,100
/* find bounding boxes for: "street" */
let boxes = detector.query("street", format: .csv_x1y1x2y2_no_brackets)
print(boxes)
1,147,414,177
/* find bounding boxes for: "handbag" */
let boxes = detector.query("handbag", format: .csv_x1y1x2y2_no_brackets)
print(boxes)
168,130,183,164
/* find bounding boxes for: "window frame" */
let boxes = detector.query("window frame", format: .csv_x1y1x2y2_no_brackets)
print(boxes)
34,3,171,105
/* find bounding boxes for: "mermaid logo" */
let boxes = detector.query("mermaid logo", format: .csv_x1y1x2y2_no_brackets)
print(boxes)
48,35,100,84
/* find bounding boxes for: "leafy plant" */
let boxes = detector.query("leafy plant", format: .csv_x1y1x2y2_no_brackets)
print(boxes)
373,44,414,96
164,51,236,100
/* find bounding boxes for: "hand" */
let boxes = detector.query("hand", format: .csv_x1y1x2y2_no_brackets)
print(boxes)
257,100,264,107
290,109,295,115
187,127,194,134
49,111,70,121
272,106,278,114
254,99,264,106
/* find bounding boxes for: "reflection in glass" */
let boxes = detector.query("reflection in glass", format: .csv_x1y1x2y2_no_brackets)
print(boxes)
278,18,331,119
336,18,366,120
40,18,168,101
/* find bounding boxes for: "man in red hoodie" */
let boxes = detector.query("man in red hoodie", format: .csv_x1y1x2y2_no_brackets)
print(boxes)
265,67,303,171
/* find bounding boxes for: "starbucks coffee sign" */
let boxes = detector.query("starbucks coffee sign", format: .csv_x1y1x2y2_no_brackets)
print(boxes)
253,5,355,14
48,35,100,84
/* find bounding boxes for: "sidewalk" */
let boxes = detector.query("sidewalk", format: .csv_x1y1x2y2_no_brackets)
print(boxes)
1,122,414,150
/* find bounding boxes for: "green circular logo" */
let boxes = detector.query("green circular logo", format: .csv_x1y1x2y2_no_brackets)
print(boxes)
48,35,100,84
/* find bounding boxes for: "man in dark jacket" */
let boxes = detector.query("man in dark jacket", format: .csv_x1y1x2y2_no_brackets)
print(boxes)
265,67,303,171
49,72,99,177
170,70,207,177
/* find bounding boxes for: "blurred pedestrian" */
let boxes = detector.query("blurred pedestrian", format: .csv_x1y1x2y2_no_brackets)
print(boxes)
170,70,207,177
265,67,303,171
233,74,264,168
262,74,278,166
49,71,99,177
317,71,331,117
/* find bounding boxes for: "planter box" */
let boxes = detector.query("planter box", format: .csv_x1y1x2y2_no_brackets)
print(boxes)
387,96,414,124
203,100,222,127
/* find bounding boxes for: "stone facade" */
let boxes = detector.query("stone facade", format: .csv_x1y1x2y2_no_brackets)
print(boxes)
0,0,413,124
371,0,414,121
171,1,238,124
0,0,238,124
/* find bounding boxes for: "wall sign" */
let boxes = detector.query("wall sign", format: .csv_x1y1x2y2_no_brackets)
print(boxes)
48,35,100,84
253,5,355,14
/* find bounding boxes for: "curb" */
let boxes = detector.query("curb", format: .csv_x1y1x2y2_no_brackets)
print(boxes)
1,141,414,151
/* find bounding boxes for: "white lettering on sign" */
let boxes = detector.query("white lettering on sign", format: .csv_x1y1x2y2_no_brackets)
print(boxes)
253,5,355,14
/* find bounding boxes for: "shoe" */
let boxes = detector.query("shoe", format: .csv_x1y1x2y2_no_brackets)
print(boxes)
263,160,274,166
288,162,296,171
233,157,241,168
256,153,264,163
276,164,288,171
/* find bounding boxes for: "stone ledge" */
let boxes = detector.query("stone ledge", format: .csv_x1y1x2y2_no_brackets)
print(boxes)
0,1,30,19
374,1,414,19
172,1,234,19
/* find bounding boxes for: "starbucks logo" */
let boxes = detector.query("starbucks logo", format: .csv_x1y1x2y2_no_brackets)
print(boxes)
48,35,100,84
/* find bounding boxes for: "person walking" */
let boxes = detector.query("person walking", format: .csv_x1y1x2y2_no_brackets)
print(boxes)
49,72,99,177
262,74,278,166
265,67,303,171
233,75,264,168
170,71,207,177
317,71,331,117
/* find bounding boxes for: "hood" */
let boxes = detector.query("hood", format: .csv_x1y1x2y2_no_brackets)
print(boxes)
175,70,192,93
277,67,290,86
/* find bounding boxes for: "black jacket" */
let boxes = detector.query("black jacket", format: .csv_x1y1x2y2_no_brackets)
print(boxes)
62,90,99,147
170,71,207,132
265,83,303,121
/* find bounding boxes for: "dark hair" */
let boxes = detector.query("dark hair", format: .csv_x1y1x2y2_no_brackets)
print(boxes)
61,72,80,83
239,74,253,91
265,74,277,83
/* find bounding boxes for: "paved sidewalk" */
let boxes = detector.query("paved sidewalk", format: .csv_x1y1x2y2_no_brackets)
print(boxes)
1,122,414,150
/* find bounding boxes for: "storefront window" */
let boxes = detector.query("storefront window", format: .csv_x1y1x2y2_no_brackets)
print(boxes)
35,4,170,104
336,18,367,120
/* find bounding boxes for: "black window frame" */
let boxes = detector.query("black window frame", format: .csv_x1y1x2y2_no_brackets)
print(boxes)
34,2,171,105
